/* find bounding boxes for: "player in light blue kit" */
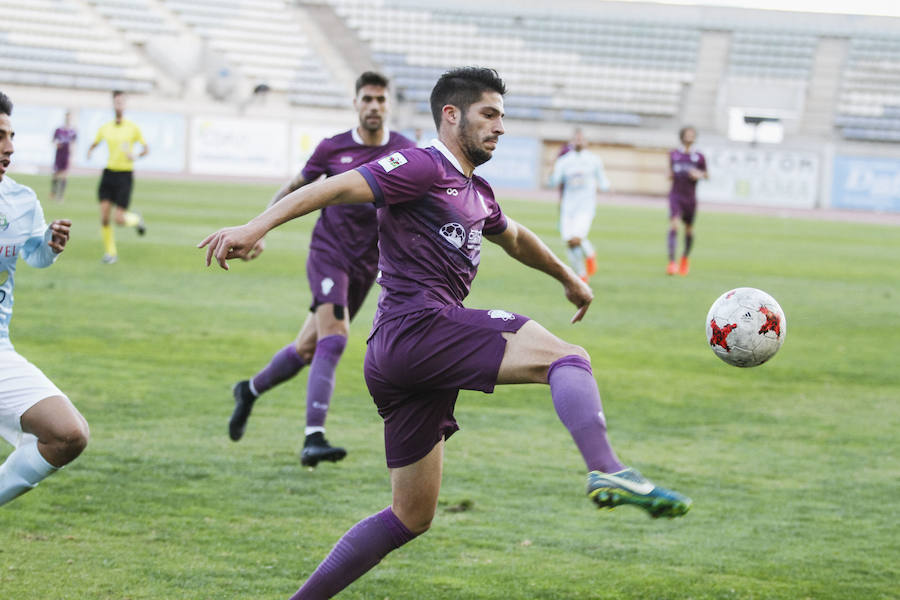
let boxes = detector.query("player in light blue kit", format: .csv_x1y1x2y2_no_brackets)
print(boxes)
0,91,89,507
549,128,610,282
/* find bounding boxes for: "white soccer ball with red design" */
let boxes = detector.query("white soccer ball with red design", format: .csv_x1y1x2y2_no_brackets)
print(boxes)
706,287,786,367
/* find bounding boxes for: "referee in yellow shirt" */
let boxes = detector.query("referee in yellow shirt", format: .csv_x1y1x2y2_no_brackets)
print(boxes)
87,90,149,264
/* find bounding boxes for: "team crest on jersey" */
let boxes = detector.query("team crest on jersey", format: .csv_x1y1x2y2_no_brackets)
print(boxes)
0,213,8,232
488,309,515,321
378,152,408,173
438,222,465,249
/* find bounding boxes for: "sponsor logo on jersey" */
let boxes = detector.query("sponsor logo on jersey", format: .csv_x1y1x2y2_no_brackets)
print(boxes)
488,309,515,321
321,277,335,295
378,152,408,173
340,156,353,164
0,213,8,232
446,188,459,196
438,222,465,249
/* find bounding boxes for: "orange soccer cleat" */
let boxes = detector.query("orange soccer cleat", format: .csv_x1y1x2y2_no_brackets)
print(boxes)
666,261,678,276
585,254,598,276
678,257,690,276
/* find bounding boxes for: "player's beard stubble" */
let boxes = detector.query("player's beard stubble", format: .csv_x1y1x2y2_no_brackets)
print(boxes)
459,113,496,167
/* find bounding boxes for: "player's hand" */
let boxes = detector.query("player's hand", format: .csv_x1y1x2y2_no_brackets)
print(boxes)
243,237,266,261
688,168,703,181
48,219,71,254
564,275,593,323
197,224,262,270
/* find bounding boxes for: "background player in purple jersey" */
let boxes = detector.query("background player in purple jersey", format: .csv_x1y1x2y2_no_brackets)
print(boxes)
50,111,77,203
228,72,415,468
667,126,707,276
200,67,691,599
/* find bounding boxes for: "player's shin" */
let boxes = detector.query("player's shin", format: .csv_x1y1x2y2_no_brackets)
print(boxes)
548,355,624,474
251,343,307,396
305,335,347,430
0,438,58,507
290,507,418,599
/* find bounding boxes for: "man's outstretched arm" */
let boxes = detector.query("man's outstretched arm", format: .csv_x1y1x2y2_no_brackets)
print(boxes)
486,218,593,323
198,169,373,270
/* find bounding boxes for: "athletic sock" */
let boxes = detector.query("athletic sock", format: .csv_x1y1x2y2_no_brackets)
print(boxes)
580,239,595,258
0,439,58,507
290,507,418,599
50,178,60,198
566,245,587,277
58,178,67,199
123,211,141,228
101,225,117,257
683,232,693,258
667,228,677,262
251,343,307,396
305,335,347,429
548,355,624,474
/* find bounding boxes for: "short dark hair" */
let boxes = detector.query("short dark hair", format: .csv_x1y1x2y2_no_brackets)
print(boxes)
430,67,506,129
679,125,696,142
0,91,12,117
355,71,389,94
112,90,125,98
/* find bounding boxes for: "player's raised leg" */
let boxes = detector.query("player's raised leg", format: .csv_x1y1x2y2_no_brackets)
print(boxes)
99,199,117,264
667,215,679,275
0,395,89,506
498,320,691,518
301,302,350,467
229,315,317,441
288,441,438,599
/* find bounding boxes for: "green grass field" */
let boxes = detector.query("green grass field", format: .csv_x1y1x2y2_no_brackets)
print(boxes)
1,174,897,599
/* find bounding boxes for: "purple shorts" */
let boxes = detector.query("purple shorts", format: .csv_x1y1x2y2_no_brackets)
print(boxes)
305,249,376,321
364,305,529,468
54,148,70,173
669,194,697,225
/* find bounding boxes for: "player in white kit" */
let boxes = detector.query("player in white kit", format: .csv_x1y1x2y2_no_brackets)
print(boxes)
549,129,610,281
0,91,89,507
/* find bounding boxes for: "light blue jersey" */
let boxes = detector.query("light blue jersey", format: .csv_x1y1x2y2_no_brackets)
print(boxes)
549,149,611,217
0,176,58,351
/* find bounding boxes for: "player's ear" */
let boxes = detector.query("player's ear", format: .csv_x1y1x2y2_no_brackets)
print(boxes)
442,105,458,126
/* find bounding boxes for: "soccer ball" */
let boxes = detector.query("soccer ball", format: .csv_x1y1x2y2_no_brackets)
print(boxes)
706,287,786,367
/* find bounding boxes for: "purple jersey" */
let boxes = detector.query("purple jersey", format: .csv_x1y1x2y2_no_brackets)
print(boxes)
669,148,706,202
302,129,415,274
52,127,77,171
356,140,508,331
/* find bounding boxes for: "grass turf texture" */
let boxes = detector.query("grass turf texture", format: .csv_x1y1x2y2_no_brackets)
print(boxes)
1,174,897,599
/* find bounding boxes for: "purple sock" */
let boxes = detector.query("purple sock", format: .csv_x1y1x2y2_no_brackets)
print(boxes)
306,335,347,429
667,228,677,261
548,355,625,474
290,507,417,599
251,343,306,396
683,232,693,258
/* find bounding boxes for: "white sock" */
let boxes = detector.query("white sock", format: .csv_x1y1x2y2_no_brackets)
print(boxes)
580,239,595,258
0,439,58,507
247,379,260,398
304,426,325,437
566,245,586,277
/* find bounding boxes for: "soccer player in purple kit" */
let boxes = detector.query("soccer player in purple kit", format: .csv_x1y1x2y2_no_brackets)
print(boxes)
50,111,77,202
666,125,707,276
200,67,691,599
228,72,415,467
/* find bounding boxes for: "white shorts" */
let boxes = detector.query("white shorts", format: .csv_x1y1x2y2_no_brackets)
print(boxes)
0,349,65,447
559,211,595,241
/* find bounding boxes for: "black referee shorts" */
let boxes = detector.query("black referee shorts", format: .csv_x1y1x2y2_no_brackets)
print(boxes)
98,169,134,209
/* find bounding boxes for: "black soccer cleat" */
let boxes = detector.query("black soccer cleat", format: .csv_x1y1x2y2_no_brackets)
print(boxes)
228,380,256,441
136,212,146,236
300,432,347,467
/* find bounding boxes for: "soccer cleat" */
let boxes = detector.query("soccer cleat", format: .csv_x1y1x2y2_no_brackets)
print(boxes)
666,261,677,275
136,213,146,236
585,254,598,276
587,467,691,519
678,257,690,276
301,432,347,467
228,380,256,441
101,254,118,264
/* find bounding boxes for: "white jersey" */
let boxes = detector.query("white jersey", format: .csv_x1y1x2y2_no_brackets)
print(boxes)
550,149,610,217
0,176,58,351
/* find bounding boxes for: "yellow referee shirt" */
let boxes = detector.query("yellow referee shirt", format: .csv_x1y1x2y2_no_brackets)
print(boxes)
93,119,146,172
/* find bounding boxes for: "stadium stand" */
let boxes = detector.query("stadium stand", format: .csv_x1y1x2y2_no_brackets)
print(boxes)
87,0,180,44
161,0,347,107
837,35,900,142
0,0,156,93
320,0,702,124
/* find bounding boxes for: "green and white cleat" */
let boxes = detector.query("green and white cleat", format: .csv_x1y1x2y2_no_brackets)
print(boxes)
587,467,691,519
